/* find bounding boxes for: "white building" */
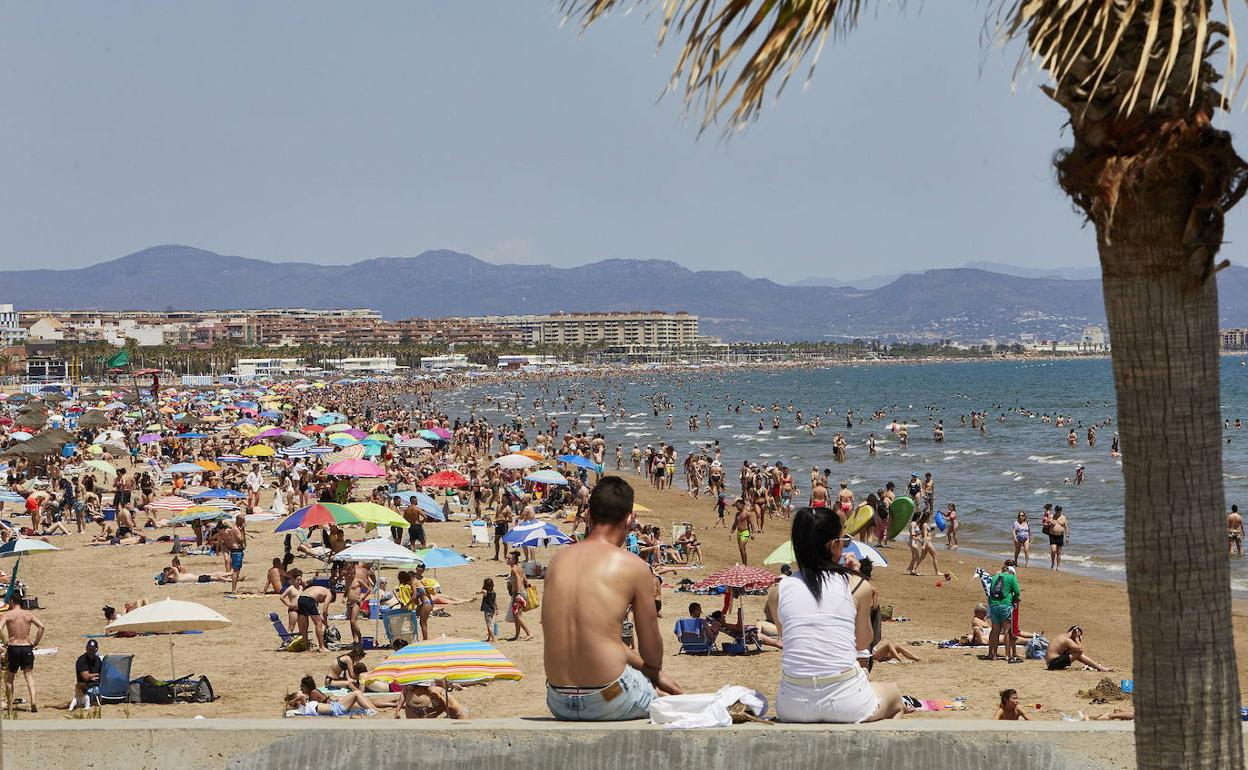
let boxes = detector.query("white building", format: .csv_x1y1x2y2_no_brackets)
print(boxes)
235,358,304,378
0,304,26,345
474,311,710,348
419,354,472,371
497,354,561,368
322,356,400,373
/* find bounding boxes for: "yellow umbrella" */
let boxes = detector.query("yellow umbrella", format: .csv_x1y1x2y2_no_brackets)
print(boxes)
345,502,407,528
87,444,103,455
236,424,259,438
196,460,221,472
241,445,275,457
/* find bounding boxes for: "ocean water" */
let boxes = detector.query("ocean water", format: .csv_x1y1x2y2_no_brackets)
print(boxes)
443,358,1248,588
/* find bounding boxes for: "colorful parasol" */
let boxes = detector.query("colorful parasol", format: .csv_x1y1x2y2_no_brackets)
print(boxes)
365,637,522,686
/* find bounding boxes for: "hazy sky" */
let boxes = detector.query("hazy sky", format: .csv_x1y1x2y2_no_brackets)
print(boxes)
2,2,1244,282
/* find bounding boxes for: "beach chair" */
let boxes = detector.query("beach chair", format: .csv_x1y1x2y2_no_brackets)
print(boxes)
268,612,294,646
469,520,490,546
674,618,713,655
721,627,765,655
97,653,134,705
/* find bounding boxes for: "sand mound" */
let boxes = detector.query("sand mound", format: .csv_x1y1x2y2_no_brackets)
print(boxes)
1078,678,1130,702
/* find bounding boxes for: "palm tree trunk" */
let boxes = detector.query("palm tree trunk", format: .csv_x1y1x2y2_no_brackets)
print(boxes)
1090,140,1244,769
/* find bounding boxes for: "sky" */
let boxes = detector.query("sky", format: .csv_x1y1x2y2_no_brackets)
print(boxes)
1,2,1245,283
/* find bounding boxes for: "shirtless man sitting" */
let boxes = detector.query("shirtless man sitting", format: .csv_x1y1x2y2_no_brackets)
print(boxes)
542,477,682,720
1046,626,1111,671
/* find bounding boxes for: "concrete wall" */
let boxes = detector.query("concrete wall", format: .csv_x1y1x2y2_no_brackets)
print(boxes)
0,718,1205,770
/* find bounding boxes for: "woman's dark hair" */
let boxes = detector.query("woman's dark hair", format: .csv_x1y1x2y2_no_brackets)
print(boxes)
790,506,849,601
299,675,316,691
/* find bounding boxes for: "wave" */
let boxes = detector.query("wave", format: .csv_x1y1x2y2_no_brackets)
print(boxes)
1028,454,1077,465
1033,488,1050,495
716,425,734,429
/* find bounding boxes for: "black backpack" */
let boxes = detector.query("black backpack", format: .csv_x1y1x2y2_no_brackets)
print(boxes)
990,574,1007,601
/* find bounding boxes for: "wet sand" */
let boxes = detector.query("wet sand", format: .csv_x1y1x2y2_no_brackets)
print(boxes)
5,466,1246,722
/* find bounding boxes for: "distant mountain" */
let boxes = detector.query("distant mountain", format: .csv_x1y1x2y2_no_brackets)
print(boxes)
6,244,1248,342
963,260,1103,281
793,272,911,290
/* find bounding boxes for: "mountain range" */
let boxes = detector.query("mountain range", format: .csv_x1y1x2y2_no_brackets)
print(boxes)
795,261,1103,289
4,244,1248,342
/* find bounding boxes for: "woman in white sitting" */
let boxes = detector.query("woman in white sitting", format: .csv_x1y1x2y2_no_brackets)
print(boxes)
765,506,904,723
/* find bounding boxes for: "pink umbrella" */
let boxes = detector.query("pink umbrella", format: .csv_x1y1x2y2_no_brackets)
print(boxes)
345,428,368,440
429,427,452,440
324,458,386,478
138,433,162,444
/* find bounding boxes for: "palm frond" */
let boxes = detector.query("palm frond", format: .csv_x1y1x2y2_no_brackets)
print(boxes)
559,1,887,130
990,0,1239,124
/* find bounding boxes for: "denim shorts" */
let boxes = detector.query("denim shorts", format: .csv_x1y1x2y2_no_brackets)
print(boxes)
989,604,1014,625
546,665,656,721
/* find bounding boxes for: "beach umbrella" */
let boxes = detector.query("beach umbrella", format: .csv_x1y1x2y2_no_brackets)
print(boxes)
256,428,285,439
389,491,445,521
395,437,434,450
0,538,59,557
138,433,162,444
325,422,353,433
422,470,469,489
175,432,208,440
274,503,358,532
83,460,117,476
241,445,275,457
331,537,419,565
301,425,324,434
167,462,207,474
192,488,246,499
692,565,780,592
366,433,392,443
105,599,231,678
8,432,32,442
149,496,194,513
325,458,385,478
428,427,452,440
366,637,522,687
413,548,470,569
344,502,407,528
344,429,368,440
101,442,128,457
523,469,569,486
501,522,572,548
196,460,221,472
557,454,601,472
77,410,110,427
493,454,539,470
328,434,359,446
0,490,26,504
169,507,232,525
843,540,889,568
763,541,795,566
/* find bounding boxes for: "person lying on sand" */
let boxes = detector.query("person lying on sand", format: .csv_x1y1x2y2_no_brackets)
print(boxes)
159,566,234,584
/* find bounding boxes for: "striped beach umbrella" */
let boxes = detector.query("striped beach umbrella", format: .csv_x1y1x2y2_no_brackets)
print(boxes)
365,638,522,686
274,503,358,532
149,495,194,512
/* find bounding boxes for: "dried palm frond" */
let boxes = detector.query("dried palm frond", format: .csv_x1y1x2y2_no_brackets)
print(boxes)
559,1,889,131
990,1,1240,126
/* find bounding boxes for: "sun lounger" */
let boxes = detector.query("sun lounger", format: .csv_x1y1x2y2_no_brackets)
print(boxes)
674,618,713,655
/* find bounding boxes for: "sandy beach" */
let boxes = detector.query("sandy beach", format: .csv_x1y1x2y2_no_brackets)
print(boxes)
6,460,1246,724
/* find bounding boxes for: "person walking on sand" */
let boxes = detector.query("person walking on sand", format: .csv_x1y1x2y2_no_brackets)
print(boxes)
505,551,533,641
542,477,682,720
731,497,754,565
1,603,46,714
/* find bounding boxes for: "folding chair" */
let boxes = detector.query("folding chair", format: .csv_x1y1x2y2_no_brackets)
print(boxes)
97,653,134,704
674,618,713,655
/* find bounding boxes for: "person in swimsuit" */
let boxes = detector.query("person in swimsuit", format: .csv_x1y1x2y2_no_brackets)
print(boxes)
1,603,45,714
325,647,366,689
1229,506,1244,556
1047,506,1069,571
1012,511,1031,567
731,498,753,565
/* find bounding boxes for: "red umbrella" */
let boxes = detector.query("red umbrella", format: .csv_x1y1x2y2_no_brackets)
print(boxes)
301,425,325,434
423,470,469,489
692,565,779,591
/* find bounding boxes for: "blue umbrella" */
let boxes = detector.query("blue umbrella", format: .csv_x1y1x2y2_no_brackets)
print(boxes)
216,455,250,463
501,522,572,547
167,462,207,474
175,432,208,440
259,410,283,419
557,455,601,472
842,540,889,568
193,488,246,499
414,548,470,569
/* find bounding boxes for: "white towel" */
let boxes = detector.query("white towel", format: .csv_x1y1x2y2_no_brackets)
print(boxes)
649,685,768,729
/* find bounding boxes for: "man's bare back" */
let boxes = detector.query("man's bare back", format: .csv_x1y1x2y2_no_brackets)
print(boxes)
543,540,650,686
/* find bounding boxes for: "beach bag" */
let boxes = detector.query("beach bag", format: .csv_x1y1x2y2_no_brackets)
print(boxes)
323,626,342,649
285,636,309,653
525,585,540,610
989,575,1007,602
171,675,215,703
136,676,175,704
1025,635,1049,660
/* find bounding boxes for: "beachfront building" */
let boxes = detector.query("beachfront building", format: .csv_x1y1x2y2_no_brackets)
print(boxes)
475,311,708,349
321,356,400,373
0,304,26,346
234,358,304,378
1223,328,1248,351
419,354,476,371
497,354,561,368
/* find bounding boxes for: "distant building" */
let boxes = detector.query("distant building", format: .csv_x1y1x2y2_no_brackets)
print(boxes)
1223,328,1248,351
474,311,711,348
25,356,68,382
496,354,561,369
0,304,26,346
322,356,400,373
1080,325,1108,351
234,358,304,378
419,354,477,371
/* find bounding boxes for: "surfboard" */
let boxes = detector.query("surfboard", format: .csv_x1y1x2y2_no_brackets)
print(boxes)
845,502,875,536
887,495,916,540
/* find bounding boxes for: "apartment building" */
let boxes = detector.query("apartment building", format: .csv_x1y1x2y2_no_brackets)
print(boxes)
475,312,707,348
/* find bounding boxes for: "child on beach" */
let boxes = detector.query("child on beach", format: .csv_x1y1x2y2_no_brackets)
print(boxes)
994,688,1029,720
476,578,497,642
714,493,727,527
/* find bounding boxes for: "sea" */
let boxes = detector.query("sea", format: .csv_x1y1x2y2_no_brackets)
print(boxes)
441,357,1248,590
